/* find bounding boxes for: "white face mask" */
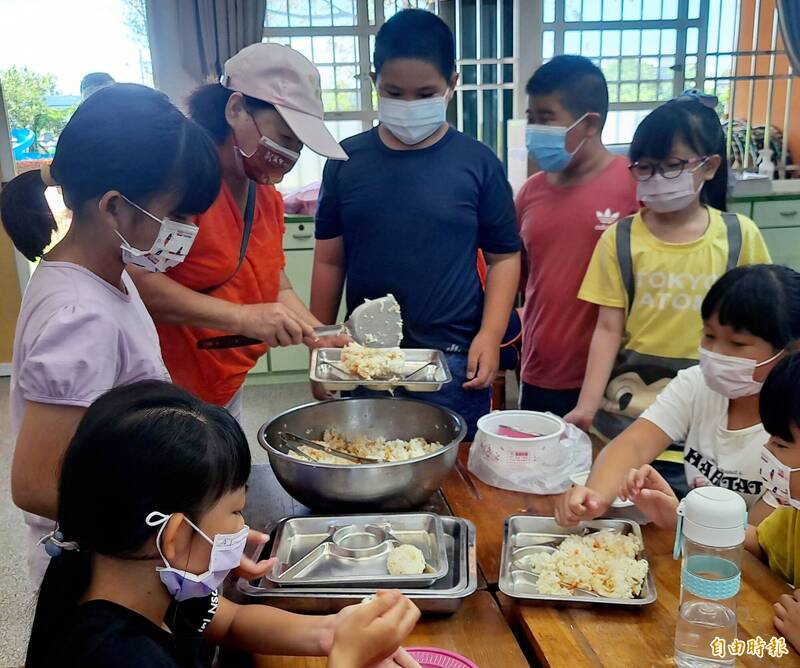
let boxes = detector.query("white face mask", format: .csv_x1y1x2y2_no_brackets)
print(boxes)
115,196,199,272
636,166,704,213
698,346,783,399
146,511,249,601
760,447,800,509
378,95,448,145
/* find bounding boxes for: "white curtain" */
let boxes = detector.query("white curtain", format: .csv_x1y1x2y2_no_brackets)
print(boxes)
146,0,266,105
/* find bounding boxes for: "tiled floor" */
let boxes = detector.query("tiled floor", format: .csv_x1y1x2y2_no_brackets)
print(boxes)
0,374,517,666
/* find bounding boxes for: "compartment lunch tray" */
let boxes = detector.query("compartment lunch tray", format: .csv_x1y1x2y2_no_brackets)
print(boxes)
266,513,448,588
498,515,657,606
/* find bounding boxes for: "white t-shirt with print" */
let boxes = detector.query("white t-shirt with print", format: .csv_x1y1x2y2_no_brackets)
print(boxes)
641,365,774,509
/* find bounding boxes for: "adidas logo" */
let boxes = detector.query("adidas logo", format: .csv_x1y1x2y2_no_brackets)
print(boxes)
595,208,620,230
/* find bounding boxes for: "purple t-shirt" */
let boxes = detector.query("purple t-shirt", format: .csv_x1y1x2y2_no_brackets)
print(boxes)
11,261,169,585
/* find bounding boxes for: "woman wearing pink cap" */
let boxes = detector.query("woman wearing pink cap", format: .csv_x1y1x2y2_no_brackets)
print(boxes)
130,44,348,419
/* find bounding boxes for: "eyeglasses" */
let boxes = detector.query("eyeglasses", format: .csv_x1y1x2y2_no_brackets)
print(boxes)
628,156,708,182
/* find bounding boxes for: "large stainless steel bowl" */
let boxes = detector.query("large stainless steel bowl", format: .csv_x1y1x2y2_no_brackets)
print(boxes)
259,397,467,511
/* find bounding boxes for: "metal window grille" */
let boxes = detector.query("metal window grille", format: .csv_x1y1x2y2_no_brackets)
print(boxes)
535,0,796,178
263,0,515,159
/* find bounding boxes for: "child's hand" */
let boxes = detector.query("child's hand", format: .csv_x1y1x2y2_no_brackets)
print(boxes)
463,331,500,390
230,530,278,581
327,591,420,668
620,465,679,529
555,485,607,527
774,588,800,654
563,406,595,433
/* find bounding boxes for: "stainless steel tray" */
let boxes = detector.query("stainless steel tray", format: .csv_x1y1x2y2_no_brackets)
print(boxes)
266,513,448,587
498,516,657,606
237,516,477,614
310,348,452,392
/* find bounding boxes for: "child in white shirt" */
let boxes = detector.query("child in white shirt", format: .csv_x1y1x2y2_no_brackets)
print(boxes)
557,264,799,526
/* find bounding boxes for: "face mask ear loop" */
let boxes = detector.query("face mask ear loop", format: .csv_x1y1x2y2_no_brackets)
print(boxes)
756,349,785,368
565,113,591,157
146,511,173,567
180,515,215,547
120,194,163,225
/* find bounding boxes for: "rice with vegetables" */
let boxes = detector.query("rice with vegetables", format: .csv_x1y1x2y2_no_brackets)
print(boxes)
288,429,443,465
527,530,648,599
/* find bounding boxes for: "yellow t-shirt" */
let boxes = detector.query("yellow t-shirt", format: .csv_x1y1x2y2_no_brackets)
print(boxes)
579,207,771,360
579,207,771,440
757,506,800,587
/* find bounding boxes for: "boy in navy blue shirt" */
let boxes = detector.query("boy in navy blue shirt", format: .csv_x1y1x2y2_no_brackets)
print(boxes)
311,9,521,438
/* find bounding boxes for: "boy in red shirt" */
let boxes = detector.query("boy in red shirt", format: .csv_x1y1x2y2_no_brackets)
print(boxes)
517,56,638,415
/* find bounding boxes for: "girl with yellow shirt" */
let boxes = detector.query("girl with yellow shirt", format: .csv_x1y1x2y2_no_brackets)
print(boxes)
565,97,770,493
607,352,800,653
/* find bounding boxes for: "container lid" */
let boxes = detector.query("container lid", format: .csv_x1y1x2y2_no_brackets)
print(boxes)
406,647,479,668
679,487,747,548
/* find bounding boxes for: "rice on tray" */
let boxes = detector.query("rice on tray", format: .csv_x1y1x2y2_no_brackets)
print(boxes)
339,342,405,380
527,530,649,599
288,429,443,465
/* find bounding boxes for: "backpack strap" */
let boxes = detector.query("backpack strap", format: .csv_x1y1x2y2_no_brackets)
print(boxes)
614,215,636,314
722,211,743,271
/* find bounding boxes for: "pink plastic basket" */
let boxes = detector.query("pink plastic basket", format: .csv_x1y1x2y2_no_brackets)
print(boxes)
406,647,479,668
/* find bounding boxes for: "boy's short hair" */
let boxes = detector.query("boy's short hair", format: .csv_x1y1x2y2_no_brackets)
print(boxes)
374,9,456,80
525,55,609,126
761,352,800,442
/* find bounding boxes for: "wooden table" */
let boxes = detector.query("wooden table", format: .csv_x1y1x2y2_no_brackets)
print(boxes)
249,592,529,667
442,445,559,586
237,448,800,667
444,444,800,667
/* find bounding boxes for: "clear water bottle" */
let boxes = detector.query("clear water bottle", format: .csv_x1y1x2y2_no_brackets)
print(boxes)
673,487,746,668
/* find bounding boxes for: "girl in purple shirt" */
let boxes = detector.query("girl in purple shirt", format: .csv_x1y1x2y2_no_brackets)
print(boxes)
0,84,221,584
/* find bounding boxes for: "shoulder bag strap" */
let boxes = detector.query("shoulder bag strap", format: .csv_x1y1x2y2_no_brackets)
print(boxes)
614,215,636,314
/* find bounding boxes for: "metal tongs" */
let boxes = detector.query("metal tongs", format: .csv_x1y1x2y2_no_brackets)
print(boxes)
279,431,383,464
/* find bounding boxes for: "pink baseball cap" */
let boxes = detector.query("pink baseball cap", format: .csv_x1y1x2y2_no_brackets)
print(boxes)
221,43,348,161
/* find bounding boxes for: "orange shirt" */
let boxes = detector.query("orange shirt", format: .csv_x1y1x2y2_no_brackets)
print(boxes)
157,181,285,405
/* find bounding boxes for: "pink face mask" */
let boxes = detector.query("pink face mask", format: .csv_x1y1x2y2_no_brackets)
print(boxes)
636,169,704,213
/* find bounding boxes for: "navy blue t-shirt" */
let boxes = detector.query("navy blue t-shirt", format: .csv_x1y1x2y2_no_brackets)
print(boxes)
315,127,520,352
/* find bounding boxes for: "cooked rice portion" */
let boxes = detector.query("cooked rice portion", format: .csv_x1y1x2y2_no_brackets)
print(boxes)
387,544,427,575
287,429,443,465
527,530,649,599
340,342,405,380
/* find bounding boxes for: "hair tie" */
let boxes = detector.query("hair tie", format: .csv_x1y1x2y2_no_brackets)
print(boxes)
676,89,718,109
40,163,57,187
38,529,79,557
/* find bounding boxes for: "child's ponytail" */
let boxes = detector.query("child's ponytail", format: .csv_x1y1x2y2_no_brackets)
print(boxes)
26,548,92,668
1,83,220,263
0,169,59,261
